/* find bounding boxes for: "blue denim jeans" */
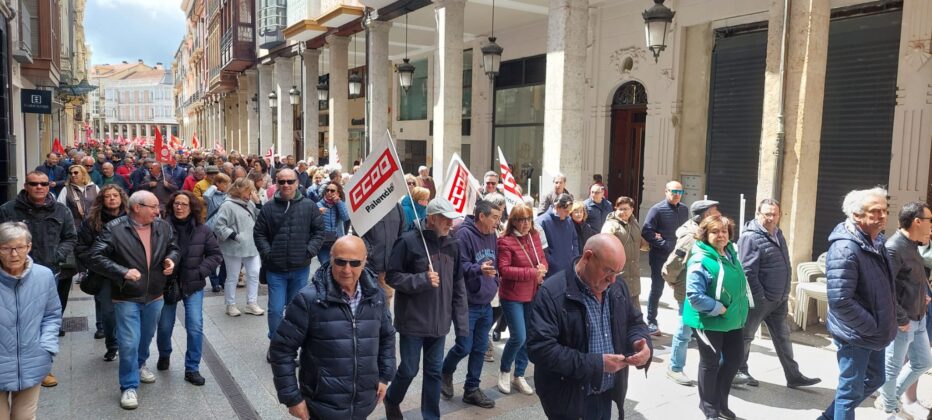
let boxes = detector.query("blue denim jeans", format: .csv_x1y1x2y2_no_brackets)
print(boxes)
500,299,531,377
114,299,164,391
266,266,310,339
646,253,668,325
385,335,446,420
442,304,493,391
317,245,331,268
820,340,886,420
669,301,693,372
156,290,205,373
879,316,932,411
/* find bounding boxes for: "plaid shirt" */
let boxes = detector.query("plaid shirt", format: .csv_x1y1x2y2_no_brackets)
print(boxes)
342,285,362,315
575,274,614,394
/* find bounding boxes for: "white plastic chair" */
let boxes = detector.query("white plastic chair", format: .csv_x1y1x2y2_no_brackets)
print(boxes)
795,281,828,331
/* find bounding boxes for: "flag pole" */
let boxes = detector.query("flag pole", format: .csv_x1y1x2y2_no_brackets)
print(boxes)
385,128,435,273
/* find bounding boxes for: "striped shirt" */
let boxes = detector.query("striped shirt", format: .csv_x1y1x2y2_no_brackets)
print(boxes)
575,274,614,394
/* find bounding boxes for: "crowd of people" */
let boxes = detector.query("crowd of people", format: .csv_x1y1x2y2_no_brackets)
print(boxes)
0,142,929,420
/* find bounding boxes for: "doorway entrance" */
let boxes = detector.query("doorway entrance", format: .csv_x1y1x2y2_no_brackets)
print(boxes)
608,82,647,216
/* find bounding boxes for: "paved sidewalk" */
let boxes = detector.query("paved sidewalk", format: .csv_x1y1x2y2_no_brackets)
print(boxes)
37,258,932,419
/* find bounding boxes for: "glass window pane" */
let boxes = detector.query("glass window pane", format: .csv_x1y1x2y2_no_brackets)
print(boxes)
494,85,545,125
493,125,543,199
400,59,428,121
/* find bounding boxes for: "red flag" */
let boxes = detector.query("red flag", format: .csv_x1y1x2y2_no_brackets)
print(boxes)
497,147,523,212
213,140,225,155
192,133,200,149
170,135,182,150
52,138,65,155
154,127,174,164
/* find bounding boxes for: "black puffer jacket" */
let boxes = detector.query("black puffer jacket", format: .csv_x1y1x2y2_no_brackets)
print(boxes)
88,216,181,304
0,191,77,274
254,191,325,273
270,263,396,419
737,219,791,303
170,216,223,297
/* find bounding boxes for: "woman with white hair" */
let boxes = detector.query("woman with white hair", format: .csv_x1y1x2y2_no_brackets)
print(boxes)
0,221,62,417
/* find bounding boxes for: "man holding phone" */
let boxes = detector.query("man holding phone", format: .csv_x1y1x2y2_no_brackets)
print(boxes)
440,199,503,408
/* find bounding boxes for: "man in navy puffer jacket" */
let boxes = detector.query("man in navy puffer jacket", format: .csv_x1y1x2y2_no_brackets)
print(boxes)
819,187,897,420
440,200,502,408
270,236,395,420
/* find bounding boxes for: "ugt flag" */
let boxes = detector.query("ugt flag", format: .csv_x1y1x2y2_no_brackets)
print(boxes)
497,147,523,213
441,153,481,216
345,133,407,236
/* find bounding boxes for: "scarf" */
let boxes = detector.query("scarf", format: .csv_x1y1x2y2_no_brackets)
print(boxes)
170,214,196,257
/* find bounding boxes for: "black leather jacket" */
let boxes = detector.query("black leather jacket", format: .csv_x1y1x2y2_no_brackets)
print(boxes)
88,216,180,304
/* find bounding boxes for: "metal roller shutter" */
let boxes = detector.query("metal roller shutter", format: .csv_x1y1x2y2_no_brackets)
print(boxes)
705,29,768,221
811,11,901,258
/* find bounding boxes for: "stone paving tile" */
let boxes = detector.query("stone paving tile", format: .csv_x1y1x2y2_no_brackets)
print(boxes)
36,259,932,420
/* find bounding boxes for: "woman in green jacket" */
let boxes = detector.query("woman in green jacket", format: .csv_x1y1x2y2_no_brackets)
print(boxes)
683,215,752,420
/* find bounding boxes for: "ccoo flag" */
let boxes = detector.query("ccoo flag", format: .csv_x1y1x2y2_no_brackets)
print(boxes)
345,132,407,236
441,153,481,216
497,147,523,213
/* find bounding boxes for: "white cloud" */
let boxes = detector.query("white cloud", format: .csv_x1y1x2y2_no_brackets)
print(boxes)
93,0,183,17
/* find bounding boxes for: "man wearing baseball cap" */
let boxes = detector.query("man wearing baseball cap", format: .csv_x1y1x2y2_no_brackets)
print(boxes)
384,198,469,420
661,199,720,386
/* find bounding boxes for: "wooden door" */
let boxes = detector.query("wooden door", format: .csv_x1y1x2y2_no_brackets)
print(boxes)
609,108,646,216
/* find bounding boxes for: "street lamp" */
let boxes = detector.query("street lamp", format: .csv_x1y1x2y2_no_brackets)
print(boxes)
642,0,675,63
289,86,300,105
397,13,415,92
269,91,278,109
317,80,329,101
349,72,363,97
481,0,503,79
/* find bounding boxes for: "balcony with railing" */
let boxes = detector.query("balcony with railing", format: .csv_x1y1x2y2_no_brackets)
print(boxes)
219,0,256,73
21,0,61,85
13,2,32,63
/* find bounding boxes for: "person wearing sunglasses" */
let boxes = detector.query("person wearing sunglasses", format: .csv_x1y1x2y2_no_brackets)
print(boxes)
0,171,77,389
316,182,350,266
57,164,99,229
270,235,396,420
641,180,690,336
254,169,326,361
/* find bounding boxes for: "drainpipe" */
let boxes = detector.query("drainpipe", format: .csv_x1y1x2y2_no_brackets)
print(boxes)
772,0,790,200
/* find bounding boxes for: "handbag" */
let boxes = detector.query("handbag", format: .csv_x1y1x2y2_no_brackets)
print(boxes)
163,276,183,305
79,272,104,295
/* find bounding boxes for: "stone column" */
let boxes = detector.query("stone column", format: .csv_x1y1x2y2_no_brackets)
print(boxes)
766,0,830,288
146,124,151,139
219,96,227,150
302,48,320,164
245,69,259,154
274,56,295,157
135,124,141,139
431,0,465,184
368,20,392,156
259,64,274,155
327,35,350,167
542,0,588,194
238,80,250,154
107,123,112,139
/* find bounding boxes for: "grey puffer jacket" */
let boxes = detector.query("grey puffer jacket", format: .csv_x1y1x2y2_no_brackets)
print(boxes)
0,258,61,391
213,197,259,258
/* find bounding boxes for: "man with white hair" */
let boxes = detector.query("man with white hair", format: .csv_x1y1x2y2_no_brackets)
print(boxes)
417,165,436,199
819,187,897,420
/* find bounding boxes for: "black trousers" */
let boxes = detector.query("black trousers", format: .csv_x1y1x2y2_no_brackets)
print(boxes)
492,305,508,334
695,328,744,417
56,272,73,317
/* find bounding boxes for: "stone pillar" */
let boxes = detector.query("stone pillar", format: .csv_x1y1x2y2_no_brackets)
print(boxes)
886,0,932,228
245,69,259,154
135,124,141,139
368,20,392,156
146,124,151,139
542,0,588,194
302,48,320,164
259,64,274,155
107,123,112,139
219,96,227,149
768,0,830,286
327,35,350,167
274,56,295,157
430,0,465,184
238,82,249,154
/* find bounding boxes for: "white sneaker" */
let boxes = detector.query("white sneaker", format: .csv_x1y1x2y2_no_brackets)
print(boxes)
243,303,265,316
902,402,927,420
666,368,696,386
497,370,513,394
139,366,156,384
120,389,138,410
226,305,241,317
512,376,534,395
875,397,913,420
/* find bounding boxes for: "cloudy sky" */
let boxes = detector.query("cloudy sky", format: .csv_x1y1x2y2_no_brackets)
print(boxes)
85,0,186,67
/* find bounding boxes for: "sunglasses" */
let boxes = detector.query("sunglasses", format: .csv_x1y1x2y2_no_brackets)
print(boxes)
26,181,50,187
70,171,80,175
83,164,94,168
669,189,685,195
407,182,416,186
326,188,338,193
333,258,363,268
277,179,297,185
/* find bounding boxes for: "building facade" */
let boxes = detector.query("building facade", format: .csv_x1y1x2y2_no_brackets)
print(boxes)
88,61,177,141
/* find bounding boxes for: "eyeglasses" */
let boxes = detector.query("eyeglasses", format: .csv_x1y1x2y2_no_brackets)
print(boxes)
83,164,95,169
139,203,159,210
277,179,297,185
26,182,50,187
485,182,497,186
0,245,29,255
173,202,190,208
669,189,685,195
513,217,532,224
333,258,363,268
407,182,416,186
326,188,338,193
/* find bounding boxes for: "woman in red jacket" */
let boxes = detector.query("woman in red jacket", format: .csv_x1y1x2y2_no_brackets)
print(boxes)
496,204,548,396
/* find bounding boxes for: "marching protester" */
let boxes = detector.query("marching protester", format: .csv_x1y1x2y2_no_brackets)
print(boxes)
203,173,231,293
402,186,430,231
584,184,613,233
316,181,351,265
417,166,437,199
270,236,396,420
384,198,469,420
58,163,99,228
138,162,178,217
213,178,264,317
537,173,572,213
35,152,67,196
156,191,222,386
536,193,578,275
481,171,499,197
361,203,406,307
88,190,180,410
497,204,547,395
571,201,598,252
601,196,644,303
0,222,61,419
99,162,131,191
642,180,689,336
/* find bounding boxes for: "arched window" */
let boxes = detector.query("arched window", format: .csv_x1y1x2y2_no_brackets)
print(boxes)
612,81,647,109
